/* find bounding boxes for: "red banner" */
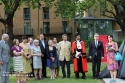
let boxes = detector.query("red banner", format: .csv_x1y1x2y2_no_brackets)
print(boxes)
99,35,108,62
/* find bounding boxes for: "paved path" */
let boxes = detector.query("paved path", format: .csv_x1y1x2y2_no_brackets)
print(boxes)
103,78,125,83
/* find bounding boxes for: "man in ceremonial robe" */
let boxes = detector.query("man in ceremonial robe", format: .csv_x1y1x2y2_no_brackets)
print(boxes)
72,33,88,79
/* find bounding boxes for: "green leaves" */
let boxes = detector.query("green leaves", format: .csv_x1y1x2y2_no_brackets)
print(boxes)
53,0,96,19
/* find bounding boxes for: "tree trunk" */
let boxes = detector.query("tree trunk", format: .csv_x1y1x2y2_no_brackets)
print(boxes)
119,24,125,40
6,18,14,47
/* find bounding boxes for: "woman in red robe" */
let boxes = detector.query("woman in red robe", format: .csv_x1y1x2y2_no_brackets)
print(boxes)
72,33,88,79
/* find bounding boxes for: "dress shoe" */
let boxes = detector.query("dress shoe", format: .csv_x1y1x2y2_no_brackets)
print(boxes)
67,76,70,78
96,76,100,79
43,76,48,78
62,76,66,78
92,76,96,79
82,77,86,79
75,77,79,79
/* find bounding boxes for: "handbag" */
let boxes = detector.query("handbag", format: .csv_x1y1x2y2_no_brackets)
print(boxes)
115,52,122,61
50,62,57,69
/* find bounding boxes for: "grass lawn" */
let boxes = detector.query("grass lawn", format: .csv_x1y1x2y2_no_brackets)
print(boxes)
10,62,106,83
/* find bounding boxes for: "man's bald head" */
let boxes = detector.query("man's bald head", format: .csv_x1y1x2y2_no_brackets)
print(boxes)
28,37,33,44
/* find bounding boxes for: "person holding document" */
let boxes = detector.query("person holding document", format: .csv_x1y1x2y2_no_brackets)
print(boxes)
72,33,88,79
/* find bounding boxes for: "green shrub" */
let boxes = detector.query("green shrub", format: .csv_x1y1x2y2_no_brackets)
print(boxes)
116,41,123,48
86,47,89,58
85,38,94,58
10,57,14,72
85,38,94,48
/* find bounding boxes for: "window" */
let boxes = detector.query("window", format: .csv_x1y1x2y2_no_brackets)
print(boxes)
62,21,69,33
24,8,30,20
24,22,31,35
43,22,50,33
43,7,49,19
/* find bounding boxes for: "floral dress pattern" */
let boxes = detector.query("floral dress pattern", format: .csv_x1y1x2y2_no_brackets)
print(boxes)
106,42,118,70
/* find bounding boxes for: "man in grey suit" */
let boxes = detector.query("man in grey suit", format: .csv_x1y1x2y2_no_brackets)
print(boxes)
0,34,10,83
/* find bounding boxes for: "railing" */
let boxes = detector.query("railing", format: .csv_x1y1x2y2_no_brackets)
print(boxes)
24,14,30,20
41,27,72,34
2,28,33,35
43,13,49,19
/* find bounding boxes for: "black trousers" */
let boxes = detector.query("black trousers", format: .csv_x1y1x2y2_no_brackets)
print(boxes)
92,56,101,77
28,57,34,77
60,59,70,77
30,61,34,77
75,57,86,78
42,57,47,77
75,72,85,78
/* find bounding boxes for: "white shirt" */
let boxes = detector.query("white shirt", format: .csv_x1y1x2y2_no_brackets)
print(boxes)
95,40,98,47
41,40,45,48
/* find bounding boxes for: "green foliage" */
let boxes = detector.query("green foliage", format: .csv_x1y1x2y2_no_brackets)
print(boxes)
116,40,123,48
54,0,95,19
10,57,14,72
85,38,94,58
85,38,94,48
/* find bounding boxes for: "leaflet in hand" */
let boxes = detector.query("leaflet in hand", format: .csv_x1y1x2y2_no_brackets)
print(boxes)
107,45,112,50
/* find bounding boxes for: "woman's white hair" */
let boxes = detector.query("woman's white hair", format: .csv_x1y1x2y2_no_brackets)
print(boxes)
2,33,8,40
33,39,39,43
48,40,52,44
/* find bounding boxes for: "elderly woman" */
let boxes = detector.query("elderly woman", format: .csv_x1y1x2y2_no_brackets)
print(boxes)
11,39,24,83
19,36,32,81
52,37,60,77
31,39,43,80
46,40,57,79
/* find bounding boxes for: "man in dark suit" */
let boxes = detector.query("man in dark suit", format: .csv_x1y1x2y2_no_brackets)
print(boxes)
39,34,48,78
89,33,104,79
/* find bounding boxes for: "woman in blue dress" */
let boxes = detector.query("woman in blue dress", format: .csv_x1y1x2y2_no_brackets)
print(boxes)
31,39,43,80
46,40,57,79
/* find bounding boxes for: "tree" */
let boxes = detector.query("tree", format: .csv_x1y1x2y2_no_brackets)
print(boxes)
0,0,54,46
53,0,125,38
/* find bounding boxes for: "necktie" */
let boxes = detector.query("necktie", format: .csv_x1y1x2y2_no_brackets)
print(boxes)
95,40,98,56
42,41,45,48
95,40,98,48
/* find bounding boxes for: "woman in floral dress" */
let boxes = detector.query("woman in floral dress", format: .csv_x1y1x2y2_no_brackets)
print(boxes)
106,35,119,83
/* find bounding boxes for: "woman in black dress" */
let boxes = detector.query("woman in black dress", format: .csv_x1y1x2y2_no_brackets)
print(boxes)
46,40,57,79
52,37,60,77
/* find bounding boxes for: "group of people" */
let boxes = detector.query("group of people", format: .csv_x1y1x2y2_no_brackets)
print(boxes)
0,33,119,83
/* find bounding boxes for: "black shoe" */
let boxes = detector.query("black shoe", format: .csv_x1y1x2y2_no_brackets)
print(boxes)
67,76,70,78
96,76,100,79
75,77,79,79
43,76,47,78
62,76,66,78
93,76,96,79
82,77,86,79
